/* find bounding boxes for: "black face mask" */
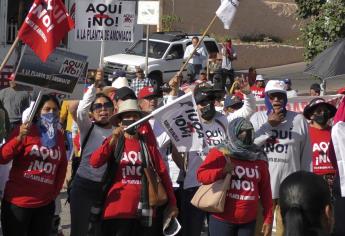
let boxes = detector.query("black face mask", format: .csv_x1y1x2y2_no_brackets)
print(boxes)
200,103,216,121
313,112,330,125
122,119,138,135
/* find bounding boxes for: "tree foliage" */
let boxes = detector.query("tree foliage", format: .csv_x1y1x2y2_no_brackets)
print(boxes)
295,0,345,60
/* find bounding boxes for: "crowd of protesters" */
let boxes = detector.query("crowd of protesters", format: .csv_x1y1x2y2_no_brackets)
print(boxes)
0,40,345,236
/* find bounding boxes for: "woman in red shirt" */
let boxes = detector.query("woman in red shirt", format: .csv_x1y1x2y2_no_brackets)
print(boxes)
0,94,67,236
197,117,273,236
90,99,178,236
303,98,337,191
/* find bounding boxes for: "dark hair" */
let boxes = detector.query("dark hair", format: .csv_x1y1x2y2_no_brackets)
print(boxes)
33,94,60,122
90,93,113,112
192,36,199,41
279,171,331,236
248,67,256,73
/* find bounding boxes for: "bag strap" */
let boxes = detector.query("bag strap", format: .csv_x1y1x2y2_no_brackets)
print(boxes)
80,123,94,159
100,134,125,195
139,135,160,179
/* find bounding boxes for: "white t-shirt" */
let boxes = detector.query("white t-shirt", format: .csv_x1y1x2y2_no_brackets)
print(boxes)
250,110,312,199
183,93,256,189
183,44,208,66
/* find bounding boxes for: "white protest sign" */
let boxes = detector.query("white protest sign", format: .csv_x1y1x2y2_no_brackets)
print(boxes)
137,1,160,25
75,0,136,41
153,92,205,152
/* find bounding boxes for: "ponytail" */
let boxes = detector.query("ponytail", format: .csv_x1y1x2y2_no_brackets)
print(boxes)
283,206,306,236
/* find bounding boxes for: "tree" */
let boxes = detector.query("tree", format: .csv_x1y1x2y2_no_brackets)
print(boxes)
295,0,345,60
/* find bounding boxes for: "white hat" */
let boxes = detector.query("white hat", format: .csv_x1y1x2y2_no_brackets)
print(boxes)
112,77,129,89
265,80,287,94
256,75,264,81
109,99,144,126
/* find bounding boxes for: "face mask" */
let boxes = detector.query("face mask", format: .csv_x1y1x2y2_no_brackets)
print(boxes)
200,103,216,121
122,119,137,135
38,113,59,148
313,112,330,125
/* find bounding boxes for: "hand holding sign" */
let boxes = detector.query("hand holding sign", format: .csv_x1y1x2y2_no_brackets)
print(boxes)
17,123,31,142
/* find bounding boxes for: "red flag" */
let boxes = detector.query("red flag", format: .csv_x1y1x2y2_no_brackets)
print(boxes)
18,0,74,62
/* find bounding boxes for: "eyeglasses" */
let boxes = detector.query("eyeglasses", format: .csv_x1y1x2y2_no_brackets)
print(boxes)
92,102,113,111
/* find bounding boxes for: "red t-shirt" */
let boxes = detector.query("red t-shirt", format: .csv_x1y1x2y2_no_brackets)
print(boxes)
197,148,273,224
309,126,335,175
90,135,176,219
0,126,67,208
250,85,265,99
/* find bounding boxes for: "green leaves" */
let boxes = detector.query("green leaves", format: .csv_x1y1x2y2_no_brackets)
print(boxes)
295,0,345,60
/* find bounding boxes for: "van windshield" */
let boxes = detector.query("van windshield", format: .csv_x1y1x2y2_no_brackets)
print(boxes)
126,40,169,59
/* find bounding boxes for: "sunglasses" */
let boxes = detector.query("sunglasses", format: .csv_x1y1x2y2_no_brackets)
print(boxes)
268,93,285,100
92,102,113,111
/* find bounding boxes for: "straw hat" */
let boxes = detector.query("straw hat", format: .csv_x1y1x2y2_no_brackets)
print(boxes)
109,99,144,126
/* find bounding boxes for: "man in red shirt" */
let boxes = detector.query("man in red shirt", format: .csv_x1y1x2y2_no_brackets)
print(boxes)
250,75,265,99
303,98,337,189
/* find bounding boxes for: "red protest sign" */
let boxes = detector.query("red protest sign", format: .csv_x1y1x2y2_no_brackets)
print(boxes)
18,0,75,62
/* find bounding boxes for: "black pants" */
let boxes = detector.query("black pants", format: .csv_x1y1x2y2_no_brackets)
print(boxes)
102,218,152,236
1,200,55,236
332,176,345,236
181,187,206,236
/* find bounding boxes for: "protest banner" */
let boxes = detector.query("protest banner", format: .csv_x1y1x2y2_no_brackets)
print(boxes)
126,92,205,152
15,47,88,95
255,95,342,113
75,0,136,41
0,0,74,71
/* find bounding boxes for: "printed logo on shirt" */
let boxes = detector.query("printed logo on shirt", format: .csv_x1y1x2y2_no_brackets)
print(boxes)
24,145,62,184
264,128,292,160
121,151,142,184
228,165,260,201
312,142,334,172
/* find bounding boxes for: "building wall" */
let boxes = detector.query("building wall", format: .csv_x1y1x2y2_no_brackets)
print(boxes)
162,0,301,42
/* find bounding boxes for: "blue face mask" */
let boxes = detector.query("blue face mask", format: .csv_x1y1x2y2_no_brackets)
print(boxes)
38,113,59,148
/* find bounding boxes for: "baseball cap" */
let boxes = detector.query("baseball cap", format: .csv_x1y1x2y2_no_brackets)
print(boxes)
265,80,286,94
115,87,137,101
193,82,215,104
138,86,159,99
256,75,264,81
224,95,243,109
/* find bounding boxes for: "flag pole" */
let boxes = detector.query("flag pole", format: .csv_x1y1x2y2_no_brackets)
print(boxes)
0,36,20,72
178,15,218,75
27,90,44,123
124,92,193,131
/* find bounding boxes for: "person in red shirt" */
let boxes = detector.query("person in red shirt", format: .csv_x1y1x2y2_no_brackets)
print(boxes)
0,94,67,236
197,117,273,236
303,98,337,190
89,99,178,236
250,75,265,99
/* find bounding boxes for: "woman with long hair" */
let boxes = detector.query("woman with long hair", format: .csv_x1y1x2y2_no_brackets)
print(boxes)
0,94,67,236
69,78,115,236
279,171,334,236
